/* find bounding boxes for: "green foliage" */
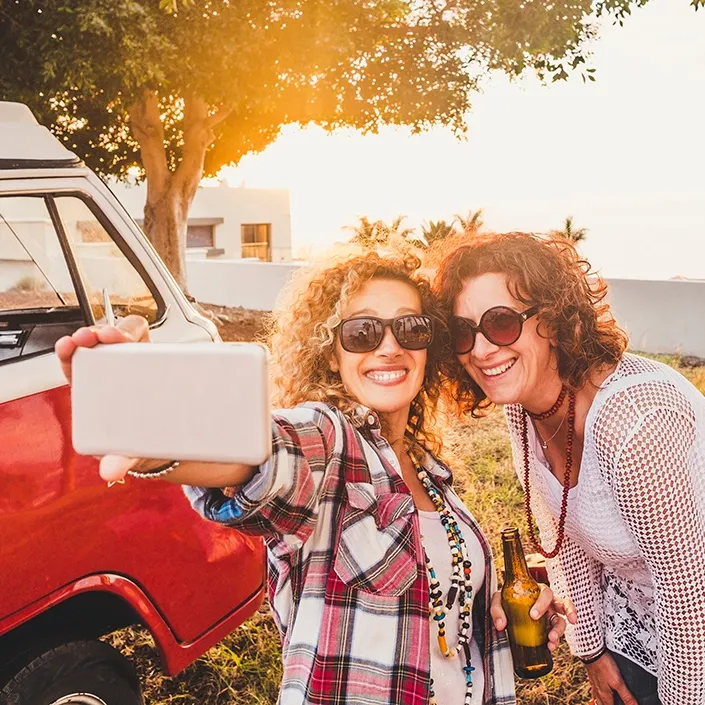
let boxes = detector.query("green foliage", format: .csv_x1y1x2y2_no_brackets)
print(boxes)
455,209,485,235
597,0,704,24
349,209,488,252
550,216,588,244
2,0,696,180
420,219,458,248
346,215,419,250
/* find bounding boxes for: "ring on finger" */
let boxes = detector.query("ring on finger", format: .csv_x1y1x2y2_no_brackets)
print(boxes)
549,613,563,628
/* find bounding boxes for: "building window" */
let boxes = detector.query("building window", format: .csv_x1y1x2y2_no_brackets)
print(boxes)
241,223,271,261
187,224,215,248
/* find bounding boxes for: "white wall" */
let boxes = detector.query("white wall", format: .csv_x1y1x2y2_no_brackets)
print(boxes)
187,260,705,358
605,278,705,358
111,181,292,261
187,259,304,311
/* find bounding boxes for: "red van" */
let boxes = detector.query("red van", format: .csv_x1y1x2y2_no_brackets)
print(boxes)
0,102,265,704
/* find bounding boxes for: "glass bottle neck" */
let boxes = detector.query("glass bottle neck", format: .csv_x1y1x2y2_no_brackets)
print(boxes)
502,531,530,581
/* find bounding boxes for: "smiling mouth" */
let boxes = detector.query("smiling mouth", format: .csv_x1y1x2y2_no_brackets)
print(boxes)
365,369,408,384
480,358,517,378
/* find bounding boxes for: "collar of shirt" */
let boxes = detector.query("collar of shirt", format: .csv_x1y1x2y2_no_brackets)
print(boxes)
350,403,453,486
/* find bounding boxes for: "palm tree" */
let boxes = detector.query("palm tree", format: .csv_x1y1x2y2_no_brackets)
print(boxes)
385,215,416,240
420,219,458,248
346,216,387,249
346,215,419,250
553,216,588,244
455,208,484,235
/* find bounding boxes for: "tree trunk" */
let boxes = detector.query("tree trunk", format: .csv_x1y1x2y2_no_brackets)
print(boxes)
142,181,189,291
128,91,233,295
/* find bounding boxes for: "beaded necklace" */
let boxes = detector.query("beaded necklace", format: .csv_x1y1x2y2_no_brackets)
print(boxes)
521,386,576,559
415,461,475,705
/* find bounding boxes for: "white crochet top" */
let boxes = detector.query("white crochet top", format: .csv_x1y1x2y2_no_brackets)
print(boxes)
504,353,705,705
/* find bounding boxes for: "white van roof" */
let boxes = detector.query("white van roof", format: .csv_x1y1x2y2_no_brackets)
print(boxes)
0,101,81,168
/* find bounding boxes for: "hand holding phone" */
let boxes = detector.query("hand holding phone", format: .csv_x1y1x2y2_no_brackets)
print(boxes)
70,341,272,466
55,315,150,386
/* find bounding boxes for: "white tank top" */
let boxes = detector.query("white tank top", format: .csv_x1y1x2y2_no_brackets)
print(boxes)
419,509,486,705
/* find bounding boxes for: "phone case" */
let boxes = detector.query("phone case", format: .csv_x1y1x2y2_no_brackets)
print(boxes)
71,342,271,465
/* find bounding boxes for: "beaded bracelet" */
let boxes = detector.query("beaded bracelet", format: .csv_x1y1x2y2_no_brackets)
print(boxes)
579,646,607,665
126,460,181,479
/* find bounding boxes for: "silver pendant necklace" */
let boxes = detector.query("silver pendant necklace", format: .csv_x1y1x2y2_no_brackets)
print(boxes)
535,407,568,449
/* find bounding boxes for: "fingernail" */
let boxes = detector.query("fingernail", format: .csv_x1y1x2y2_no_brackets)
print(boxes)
530,610,539,619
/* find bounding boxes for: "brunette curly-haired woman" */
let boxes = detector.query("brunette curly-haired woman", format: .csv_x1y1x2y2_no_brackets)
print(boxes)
435,232,705,705
55,250,572,705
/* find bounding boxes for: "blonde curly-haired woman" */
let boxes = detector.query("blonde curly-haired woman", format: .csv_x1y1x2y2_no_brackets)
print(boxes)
56,251,573,705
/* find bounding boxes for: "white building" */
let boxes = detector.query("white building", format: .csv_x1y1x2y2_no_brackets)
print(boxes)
110,180,293,262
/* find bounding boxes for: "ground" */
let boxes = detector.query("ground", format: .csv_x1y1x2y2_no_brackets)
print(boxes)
200,303,268,342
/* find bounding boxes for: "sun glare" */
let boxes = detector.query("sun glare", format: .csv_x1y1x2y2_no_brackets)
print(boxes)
218,0,705,280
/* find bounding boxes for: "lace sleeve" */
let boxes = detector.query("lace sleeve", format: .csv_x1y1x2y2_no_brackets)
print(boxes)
504,404,605,657
543,531,605,658
612,405,705,705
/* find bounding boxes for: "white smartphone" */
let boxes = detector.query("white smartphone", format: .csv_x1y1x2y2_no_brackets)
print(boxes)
71,342,272,465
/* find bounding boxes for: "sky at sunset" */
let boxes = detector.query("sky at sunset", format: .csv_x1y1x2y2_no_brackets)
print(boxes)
221,0,705,280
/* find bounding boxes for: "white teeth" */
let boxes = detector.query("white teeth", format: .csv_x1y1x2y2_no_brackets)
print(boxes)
482,359,516,377
366,370,407,382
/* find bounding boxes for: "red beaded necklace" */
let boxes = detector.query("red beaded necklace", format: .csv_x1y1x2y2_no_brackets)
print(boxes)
525,386,567,421
521,386,576,559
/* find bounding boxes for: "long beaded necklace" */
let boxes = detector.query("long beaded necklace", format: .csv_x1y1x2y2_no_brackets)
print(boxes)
415,459,475,705
521,386,576,559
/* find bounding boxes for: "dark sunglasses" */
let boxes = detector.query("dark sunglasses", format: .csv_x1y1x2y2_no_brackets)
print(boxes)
451,305,538,354
337,314,434,353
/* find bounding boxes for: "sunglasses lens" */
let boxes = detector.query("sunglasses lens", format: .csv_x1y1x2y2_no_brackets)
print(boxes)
340,318,383,352
483,307,522,345
393,315,433,350
452,318,475,354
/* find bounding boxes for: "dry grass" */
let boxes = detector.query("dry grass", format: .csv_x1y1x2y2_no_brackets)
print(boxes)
109,353,703,704
109,607,282,705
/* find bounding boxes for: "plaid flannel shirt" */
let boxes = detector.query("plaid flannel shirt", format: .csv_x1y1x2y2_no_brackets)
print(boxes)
186,402,515,705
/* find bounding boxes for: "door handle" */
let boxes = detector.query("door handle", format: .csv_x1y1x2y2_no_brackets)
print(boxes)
0,330,24,347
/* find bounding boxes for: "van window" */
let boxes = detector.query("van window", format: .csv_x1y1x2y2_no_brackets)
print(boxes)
54,195,160,324
0,195,84,362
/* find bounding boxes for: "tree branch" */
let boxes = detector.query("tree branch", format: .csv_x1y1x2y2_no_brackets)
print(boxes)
171,97,210,210
128,90,169,200
205,102,235,130
182,93,209,134
173,95,233,208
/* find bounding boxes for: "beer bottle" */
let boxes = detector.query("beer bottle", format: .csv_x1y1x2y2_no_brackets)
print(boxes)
500,527,553,679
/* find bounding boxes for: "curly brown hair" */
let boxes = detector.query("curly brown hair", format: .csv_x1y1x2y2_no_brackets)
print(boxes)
266,251,448,455
434,232,629,417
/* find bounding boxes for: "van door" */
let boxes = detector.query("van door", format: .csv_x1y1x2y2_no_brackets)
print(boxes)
0,190,166,617
0,189,263,644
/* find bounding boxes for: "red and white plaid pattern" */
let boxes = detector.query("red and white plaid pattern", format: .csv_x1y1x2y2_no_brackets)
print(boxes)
186,402,515,705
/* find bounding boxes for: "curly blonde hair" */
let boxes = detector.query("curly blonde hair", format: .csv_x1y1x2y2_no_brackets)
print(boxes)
266,251,447,455
434,232,629,417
